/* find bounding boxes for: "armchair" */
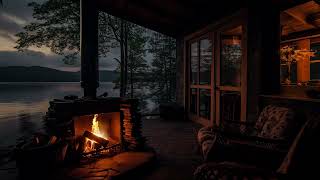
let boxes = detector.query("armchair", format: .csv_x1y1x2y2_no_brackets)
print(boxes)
198,105,302,164
194,111,320,179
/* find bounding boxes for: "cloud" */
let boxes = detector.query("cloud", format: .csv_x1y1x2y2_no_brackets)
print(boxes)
0,0,46,52
0,0,153,72
1,12,27,26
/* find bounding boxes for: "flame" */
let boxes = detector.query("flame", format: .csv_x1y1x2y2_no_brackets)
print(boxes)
92,114,102,137
84,114,108,152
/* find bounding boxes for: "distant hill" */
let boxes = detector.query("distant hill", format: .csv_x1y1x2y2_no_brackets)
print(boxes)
0,66,119,82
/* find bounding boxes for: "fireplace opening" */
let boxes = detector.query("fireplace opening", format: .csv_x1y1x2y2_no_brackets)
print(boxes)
73,112,122,156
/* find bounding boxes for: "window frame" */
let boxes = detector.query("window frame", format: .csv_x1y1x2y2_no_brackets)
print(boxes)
188,33,214,124
310,41,320,81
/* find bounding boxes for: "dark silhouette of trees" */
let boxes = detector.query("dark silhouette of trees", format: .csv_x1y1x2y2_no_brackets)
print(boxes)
149,32,176,104
14,0,177,111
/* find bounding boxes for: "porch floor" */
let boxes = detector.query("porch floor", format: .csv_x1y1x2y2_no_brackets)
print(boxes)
135,116,203,180
0,116,203,180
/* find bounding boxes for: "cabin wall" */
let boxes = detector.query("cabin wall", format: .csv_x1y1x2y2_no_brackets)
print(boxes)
246,7,281,121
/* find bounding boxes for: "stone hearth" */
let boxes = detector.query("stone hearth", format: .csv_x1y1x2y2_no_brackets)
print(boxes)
44,97,146,152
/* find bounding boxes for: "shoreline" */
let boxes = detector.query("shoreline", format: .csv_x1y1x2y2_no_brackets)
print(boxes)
0,81,114,84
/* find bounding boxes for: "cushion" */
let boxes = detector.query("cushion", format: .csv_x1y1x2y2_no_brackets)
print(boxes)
255,105,296,140
198,127,229,161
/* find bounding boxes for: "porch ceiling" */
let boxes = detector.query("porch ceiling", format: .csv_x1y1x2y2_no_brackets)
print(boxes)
96,0,310,38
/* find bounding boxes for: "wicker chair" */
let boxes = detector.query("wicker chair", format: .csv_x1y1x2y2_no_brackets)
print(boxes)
194,111,320,180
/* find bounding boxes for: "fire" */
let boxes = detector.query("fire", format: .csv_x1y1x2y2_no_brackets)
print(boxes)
84,114,108,152
92,114,103,138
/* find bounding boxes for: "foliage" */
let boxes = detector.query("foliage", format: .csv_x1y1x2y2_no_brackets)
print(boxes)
123,22,149,98
14,0,178,112
15,0,115,64
148,32,176,104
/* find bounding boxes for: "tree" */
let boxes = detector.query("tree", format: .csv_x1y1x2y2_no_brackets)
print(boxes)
149,32,176,104
116,22,149,98
15,0,133,96
15,0,117,65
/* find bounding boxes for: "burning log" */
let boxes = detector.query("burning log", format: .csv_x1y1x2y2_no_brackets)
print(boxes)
83,131,109,147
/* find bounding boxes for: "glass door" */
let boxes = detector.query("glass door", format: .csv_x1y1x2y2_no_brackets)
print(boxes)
189,33,214,125
215,25,247,126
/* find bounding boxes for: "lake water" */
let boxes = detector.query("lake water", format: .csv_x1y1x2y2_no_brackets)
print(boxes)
0,82,119,147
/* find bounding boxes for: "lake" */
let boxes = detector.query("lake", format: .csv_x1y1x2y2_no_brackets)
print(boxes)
0,82,119,147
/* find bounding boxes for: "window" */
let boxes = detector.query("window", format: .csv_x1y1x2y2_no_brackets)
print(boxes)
189,35,213,120
190,42,198,85
280,1,320,87
310,43,320,80
218,25,243,122
199,89,211,119
220,28,242,86
280,40,320,85
200,39,212,85
280,62,297,84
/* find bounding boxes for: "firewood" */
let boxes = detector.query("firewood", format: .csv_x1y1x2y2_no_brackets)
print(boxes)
83,131,109,147
48,136,57,145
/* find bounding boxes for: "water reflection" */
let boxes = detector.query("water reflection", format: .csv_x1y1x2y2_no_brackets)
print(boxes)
18,113,37,138
0,82,118,147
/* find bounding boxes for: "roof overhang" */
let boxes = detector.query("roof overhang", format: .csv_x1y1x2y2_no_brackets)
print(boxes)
96,0,311,38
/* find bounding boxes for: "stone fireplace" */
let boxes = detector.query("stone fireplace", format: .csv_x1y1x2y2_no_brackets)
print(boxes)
44,97,146,156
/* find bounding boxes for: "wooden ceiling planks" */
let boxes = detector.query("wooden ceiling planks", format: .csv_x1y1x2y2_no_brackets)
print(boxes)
281,1,320,36
96,0,312,38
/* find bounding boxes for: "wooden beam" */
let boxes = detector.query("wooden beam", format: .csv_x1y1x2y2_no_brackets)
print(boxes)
284,10,318,28
307,11,320,27
97,0,180,37
314,0,320,6
281,28,320,42
130,0,196,21
81,0,99,98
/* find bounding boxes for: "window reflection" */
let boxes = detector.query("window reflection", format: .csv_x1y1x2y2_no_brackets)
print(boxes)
200,39,212,85
190,88,197,114
191,42,198,84
220,91,240,122
310,43,320,81
199,89,211,120
221,26,242,86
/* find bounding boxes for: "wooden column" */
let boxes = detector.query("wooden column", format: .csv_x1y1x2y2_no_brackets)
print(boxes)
176,37,185,107
247,4,281,121
80,0,99,98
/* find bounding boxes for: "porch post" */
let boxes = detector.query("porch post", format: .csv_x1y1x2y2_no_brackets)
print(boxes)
80,0,99,98
176,37,185,107
247,4,280,121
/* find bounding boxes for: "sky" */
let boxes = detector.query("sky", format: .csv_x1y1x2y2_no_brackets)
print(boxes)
0,0,121,72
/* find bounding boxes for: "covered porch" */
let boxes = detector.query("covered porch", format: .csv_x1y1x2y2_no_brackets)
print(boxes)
7,0,318,179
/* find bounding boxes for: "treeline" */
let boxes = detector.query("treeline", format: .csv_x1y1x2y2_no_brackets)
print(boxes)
15,0,176,108
0,66,119,82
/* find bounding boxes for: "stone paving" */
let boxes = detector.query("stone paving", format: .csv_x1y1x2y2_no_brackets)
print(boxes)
0,117,203,180
133,117,203,180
